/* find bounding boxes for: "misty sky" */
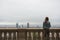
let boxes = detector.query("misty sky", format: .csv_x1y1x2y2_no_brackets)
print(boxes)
0,0,60,25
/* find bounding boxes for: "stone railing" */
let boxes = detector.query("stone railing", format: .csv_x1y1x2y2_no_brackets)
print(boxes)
0,28,60,40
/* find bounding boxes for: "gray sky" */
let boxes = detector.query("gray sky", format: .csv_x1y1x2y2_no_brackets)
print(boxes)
0,0,60,25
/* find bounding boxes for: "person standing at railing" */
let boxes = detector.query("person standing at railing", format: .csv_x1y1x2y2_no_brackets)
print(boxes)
43,17,51,40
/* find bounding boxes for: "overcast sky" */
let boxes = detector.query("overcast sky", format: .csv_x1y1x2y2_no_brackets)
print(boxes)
0,0,60,25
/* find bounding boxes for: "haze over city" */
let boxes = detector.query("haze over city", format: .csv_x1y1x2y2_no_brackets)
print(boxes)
0,0,60,27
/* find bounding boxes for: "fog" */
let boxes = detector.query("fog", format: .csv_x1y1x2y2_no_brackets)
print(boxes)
0,0,60,25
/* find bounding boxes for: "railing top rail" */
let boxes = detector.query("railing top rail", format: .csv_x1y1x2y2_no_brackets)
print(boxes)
0,28,60,29
0,28,60,31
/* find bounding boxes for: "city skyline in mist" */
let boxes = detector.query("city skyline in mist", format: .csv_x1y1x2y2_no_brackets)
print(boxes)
0,0,60,25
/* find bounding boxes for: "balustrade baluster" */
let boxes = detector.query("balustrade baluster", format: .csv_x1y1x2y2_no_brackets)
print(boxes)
25,31,27,40
33,32,36,40
4,32,7,40
56,32,59,40
17,32,20,40
8,32,11,40
0,32,2,40
42,31,44,40
38,32,41,40
52,32,54,40
13,32,16,40
28,32,31,40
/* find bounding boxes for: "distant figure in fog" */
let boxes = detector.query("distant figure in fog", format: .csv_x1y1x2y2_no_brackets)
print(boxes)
43,17,51,40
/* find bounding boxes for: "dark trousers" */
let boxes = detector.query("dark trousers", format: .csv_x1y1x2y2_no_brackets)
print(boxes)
44,28,49,40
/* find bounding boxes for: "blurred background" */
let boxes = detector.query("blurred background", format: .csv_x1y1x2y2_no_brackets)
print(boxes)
0,0,60,28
